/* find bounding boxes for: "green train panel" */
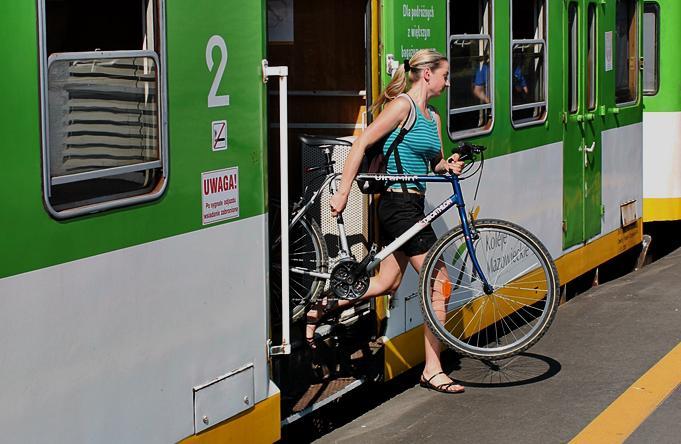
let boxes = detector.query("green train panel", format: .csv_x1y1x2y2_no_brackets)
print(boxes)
0,1,279,442
642,0,681,221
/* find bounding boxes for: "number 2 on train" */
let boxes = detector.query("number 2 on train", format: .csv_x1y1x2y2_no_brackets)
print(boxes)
206,35,230,108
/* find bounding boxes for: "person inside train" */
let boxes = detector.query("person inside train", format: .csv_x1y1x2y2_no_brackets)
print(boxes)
472,58,529,104
511,53,530,102
473,57,491,104
306,49,467,394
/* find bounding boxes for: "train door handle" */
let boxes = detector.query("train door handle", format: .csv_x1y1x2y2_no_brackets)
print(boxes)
584,141,596,167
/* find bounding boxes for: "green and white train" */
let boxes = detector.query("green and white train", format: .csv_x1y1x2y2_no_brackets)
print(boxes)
641,0,681,222
0,0,649,442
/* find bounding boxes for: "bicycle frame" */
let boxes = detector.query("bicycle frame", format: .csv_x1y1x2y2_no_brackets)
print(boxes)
288,171,493,292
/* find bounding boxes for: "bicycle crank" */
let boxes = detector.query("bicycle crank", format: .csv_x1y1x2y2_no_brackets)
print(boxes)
330,258,370,300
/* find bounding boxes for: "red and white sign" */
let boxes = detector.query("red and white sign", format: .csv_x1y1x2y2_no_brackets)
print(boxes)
201,167,239,225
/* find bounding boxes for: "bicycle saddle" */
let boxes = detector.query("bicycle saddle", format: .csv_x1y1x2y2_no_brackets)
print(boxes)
299,134,352,147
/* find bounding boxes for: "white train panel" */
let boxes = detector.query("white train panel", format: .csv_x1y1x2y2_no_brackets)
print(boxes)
643,112,681,198
602,123,644,235
0,216,273,443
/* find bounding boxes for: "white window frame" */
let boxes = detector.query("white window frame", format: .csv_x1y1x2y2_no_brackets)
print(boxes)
568,3,579,114
37,0,169,219
447,0,495,140
510,0,548,128
587,3,598,111
642,1,659,96
615,0,640,108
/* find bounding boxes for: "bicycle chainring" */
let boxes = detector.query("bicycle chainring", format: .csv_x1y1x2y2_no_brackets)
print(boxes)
330,258,370,300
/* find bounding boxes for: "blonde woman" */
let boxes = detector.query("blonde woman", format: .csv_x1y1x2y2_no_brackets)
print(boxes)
308,49,465,393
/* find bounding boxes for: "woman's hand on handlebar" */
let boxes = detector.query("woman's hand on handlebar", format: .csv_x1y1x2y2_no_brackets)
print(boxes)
330,191,348,217
445,153,464,175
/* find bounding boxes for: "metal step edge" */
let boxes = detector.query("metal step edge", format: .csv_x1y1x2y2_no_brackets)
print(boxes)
281,378,366,426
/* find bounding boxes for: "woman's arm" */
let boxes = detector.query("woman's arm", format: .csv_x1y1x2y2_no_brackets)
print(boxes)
473,85,490,104
329,97,410,216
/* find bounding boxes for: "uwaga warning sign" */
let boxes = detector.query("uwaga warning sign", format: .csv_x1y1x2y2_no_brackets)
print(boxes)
202,167,239,225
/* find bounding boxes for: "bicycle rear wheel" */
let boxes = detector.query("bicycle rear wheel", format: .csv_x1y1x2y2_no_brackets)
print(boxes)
419,219,559,360
270,203,328,322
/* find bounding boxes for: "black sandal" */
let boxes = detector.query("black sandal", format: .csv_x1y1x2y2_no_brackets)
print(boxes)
419,372,465,394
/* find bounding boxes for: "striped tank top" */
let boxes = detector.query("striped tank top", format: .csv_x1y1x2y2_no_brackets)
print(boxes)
383,95,442,192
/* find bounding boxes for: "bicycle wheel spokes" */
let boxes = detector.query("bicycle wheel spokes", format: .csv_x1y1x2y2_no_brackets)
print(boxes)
420,220,559,360
270,214,328,323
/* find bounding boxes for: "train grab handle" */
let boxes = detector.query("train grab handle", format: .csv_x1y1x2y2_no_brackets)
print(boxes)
263,60,292,356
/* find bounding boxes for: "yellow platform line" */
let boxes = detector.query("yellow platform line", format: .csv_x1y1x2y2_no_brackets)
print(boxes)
569,342,681,444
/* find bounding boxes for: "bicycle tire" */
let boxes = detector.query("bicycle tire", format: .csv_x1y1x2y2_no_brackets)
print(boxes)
270,208,328,323
419,219,559,360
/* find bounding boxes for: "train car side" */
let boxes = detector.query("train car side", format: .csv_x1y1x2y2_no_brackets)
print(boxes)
377,0,643,379
0,1,279,442
642,0,681,221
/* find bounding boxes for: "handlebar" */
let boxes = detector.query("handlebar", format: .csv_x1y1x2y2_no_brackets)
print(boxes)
452,142,487,162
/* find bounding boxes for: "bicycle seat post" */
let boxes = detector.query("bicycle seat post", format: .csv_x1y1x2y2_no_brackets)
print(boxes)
322,146,334,174
328,174,351,259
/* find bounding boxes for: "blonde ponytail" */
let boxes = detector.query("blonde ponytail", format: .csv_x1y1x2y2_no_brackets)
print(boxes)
371,49,448,115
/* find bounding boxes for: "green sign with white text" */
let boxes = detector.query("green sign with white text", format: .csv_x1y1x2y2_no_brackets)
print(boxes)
380,0,446,86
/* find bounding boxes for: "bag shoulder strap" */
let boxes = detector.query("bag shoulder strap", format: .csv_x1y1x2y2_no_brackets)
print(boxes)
398,93,418,131
383,93,416,160
385,93,416,192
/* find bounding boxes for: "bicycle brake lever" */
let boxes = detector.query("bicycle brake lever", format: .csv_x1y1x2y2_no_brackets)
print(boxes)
452,142,487,162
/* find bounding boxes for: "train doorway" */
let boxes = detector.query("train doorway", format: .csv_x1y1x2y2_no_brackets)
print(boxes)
266,0,372,196
266,0,382,423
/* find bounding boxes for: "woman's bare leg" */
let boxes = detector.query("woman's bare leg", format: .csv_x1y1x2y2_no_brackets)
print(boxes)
409,254,464,392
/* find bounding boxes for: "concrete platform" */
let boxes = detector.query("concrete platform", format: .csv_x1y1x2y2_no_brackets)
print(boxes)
298,246,681,443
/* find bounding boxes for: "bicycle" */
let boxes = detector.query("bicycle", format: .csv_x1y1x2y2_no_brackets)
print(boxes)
270,135,560,360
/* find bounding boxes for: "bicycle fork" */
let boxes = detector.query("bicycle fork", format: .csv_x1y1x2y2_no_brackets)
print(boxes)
451,177,494,295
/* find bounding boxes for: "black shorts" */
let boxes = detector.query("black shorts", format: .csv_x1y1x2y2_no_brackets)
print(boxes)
377,192,437,257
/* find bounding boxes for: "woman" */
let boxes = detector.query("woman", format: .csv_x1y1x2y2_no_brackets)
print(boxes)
307,49,465,393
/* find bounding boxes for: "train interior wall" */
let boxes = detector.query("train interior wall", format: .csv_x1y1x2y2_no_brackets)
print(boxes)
266,0,367,199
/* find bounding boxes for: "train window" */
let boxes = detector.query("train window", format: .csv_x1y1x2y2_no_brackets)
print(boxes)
39,0,167,218
447,0,494,139
511,0,547,126
643,2,659,95
587,4,597,110
615,0,638,105
568,4,578,113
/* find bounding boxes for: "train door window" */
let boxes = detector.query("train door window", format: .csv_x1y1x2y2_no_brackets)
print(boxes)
587,4,597,109
511,0,547,127
615,0,638,105
568,4,578,113
39,0,167,218
447,0,494,139
643,2,659,95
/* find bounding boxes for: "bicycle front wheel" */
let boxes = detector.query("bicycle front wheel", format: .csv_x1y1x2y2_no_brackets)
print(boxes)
419,219,559,360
